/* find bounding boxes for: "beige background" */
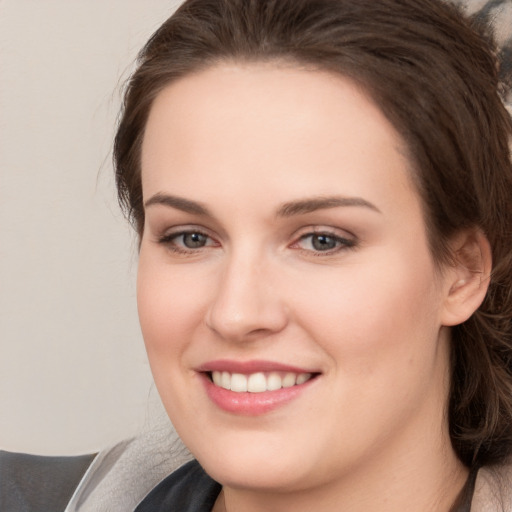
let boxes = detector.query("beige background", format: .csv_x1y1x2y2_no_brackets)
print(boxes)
0,0,182,455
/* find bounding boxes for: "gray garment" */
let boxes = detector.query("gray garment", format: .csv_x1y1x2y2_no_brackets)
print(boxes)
0,450,96,512
64,423,193,512
0,421,193,512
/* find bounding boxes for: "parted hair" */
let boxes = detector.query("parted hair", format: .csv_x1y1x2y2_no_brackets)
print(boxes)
114,0,512,468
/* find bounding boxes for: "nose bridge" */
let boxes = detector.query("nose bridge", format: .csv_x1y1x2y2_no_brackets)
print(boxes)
206,244,287,341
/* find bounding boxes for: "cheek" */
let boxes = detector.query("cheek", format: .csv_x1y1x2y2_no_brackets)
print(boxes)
293,250,442,375
136,252,208,361
288,254,447,459
136,254,211,422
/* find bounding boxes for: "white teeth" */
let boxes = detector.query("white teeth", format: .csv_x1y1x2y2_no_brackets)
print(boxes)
267,372,282,391
247,372,267,392
282,372,297,388
296,373,310,385
212,371,222,386
230,373,248,392
210,370,313,393
221,371,231,390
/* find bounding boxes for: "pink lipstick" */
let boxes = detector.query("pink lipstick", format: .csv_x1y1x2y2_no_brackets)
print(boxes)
197,360,319,415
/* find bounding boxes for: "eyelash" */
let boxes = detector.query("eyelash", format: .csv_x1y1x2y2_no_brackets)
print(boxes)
156,228,357,256
157,229,218,255
292,231,357,255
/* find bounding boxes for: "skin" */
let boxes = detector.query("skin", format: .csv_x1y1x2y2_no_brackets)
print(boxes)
137,63,478,511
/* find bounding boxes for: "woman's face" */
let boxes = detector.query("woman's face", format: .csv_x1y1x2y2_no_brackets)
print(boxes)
138,63,456,493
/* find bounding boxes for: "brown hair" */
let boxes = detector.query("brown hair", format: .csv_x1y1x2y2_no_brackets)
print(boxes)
114,0,512,468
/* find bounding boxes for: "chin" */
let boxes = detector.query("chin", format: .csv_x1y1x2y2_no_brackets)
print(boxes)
179,424,326,492
201,452,309,492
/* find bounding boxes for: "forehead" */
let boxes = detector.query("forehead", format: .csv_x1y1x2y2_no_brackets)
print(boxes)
141,62,418,220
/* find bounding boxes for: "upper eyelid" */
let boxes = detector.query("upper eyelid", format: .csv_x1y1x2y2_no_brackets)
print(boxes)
292,224,356,239
149,217,228,241
159,225,215,238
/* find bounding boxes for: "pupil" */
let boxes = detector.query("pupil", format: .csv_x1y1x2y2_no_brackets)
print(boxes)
312,234,336,251
184,232,207,248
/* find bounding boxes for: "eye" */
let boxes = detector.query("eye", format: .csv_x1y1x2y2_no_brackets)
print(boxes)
180,232,209,248
157,229,219,253
307,233,338,251
293,231,356,254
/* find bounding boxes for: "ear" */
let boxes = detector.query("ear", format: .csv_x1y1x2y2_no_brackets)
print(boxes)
441,229,492,327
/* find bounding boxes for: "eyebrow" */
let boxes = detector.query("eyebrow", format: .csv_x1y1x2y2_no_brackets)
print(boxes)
144,193,380,217
276,196,381,217
144,193,210,215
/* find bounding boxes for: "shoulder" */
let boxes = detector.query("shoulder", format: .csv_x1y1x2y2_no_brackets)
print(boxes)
0,422,194,512
0,450,96,512
65,423,194,512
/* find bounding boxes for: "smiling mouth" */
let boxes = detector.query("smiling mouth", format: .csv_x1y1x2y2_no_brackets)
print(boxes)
207,370,318,393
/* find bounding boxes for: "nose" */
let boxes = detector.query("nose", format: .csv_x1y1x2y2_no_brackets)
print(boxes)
205,251,288,342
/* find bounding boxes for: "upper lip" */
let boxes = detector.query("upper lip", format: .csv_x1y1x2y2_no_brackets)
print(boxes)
197,359,319,374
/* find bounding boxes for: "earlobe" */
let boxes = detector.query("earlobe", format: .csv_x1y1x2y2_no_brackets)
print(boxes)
441,229,492,327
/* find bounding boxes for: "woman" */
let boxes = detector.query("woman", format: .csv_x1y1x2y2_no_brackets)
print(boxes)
2,0,511,511
109,0,512,510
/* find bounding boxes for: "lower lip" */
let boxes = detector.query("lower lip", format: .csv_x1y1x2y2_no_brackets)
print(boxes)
200,373,316,415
